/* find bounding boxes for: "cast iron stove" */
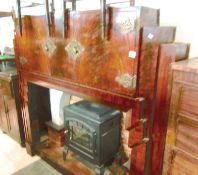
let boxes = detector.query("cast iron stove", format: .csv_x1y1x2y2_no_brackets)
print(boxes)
63,100,121,174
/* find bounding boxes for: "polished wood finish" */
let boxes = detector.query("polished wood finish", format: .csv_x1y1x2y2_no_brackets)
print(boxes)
162,57,198,175
13,2,189,175
150,43,189,175
128,28,189,175
16,7,159,98
0,72,25,145
130,27,176,174
45,120,66,148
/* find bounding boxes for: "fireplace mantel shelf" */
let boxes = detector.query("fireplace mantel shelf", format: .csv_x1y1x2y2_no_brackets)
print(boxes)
23,70,138,111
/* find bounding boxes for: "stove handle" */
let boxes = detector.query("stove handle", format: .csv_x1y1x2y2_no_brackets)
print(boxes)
64,127,71,141
93,132,97,155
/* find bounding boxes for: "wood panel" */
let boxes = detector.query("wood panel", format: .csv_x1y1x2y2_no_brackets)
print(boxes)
171,149,198,175
16,7,159,98
162,57,198,175
0,91,9,133
130,27,176,175
138,27,176,115
150,43,189,175
0,74,25,145
16,16,50,74
175,118,198,156
6,98,20,141
179,86,198,119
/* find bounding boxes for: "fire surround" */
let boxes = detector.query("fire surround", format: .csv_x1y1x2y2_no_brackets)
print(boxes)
14,1,190,174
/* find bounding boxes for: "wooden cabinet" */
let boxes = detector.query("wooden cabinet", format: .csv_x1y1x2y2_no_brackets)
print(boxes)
0,71,25,145
163,57,198,175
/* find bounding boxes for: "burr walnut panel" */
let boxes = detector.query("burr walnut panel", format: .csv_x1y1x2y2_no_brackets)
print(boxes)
17,7,159,98
17,16,50,74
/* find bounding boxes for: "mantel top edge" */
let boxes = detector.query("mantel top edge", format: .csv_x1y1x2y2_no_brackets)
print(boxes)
23,71,136,111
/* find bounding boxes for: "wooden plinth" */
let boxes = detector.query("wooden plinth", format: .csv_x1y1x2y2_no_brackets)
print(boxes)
46,121,65,147
38,140,129,175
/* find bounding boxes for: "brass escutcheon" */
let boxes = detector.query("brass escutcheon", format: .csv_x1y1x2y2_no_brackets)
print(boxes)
115,73,137,89
65,40,84,61
43,39,56,57
19,56,27,65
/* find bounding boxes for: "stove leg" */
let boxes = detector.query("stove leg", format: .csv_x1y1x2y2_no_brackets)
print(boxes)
63,146,69,161
95,166,105,175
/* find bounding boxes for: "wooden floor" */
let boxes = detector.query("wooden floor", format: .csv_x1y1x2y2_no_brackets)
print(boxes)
0,130,60,175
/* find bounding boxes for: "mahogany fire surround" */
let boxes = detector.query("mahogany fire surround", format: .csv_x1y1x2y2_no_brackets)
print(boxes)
14,1,190,175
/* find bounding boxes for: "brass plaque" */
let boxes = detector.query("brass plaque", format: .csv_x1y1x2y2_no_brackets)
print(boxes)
65,40,84,61
117,18,136,33
115,73,137,89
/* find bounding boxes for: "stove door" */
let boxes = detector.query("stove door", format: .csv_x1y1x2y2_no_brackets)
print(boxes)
65,119,97,158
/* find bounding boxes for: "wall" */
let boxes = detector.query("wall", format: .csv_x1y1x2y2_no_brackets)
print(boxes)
0,17,14,53
135,0,198,58
0,0,14,53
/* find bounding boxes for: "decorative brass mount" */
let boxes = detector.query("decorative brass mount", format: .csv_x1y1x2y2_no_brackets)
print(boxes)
117,18,136,33
19,56,27,65
115,73,137,89
65,40,84,61
43,39,56,57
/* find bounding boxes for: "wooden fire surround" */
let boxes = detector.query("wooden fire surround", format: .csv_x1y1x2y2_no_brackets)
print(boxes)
14,1,190,175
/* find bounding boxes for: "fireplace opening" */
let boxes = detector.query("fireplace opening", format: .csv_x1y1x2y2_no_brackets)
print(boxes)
27,82,131,175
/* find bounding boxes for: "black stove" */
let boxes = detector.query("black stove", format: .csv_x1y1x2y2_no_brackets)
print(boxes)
63,100,121,174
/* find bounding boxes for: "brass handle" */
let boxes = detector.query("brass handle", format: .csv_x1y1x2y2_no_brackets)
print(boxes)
131,137,149,148
93,132,97,155
127,97,145,130
132,118,149,146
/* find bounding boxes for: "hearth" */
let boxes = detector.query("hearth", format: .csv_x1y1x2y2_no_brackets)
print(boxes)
63,100,121,174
